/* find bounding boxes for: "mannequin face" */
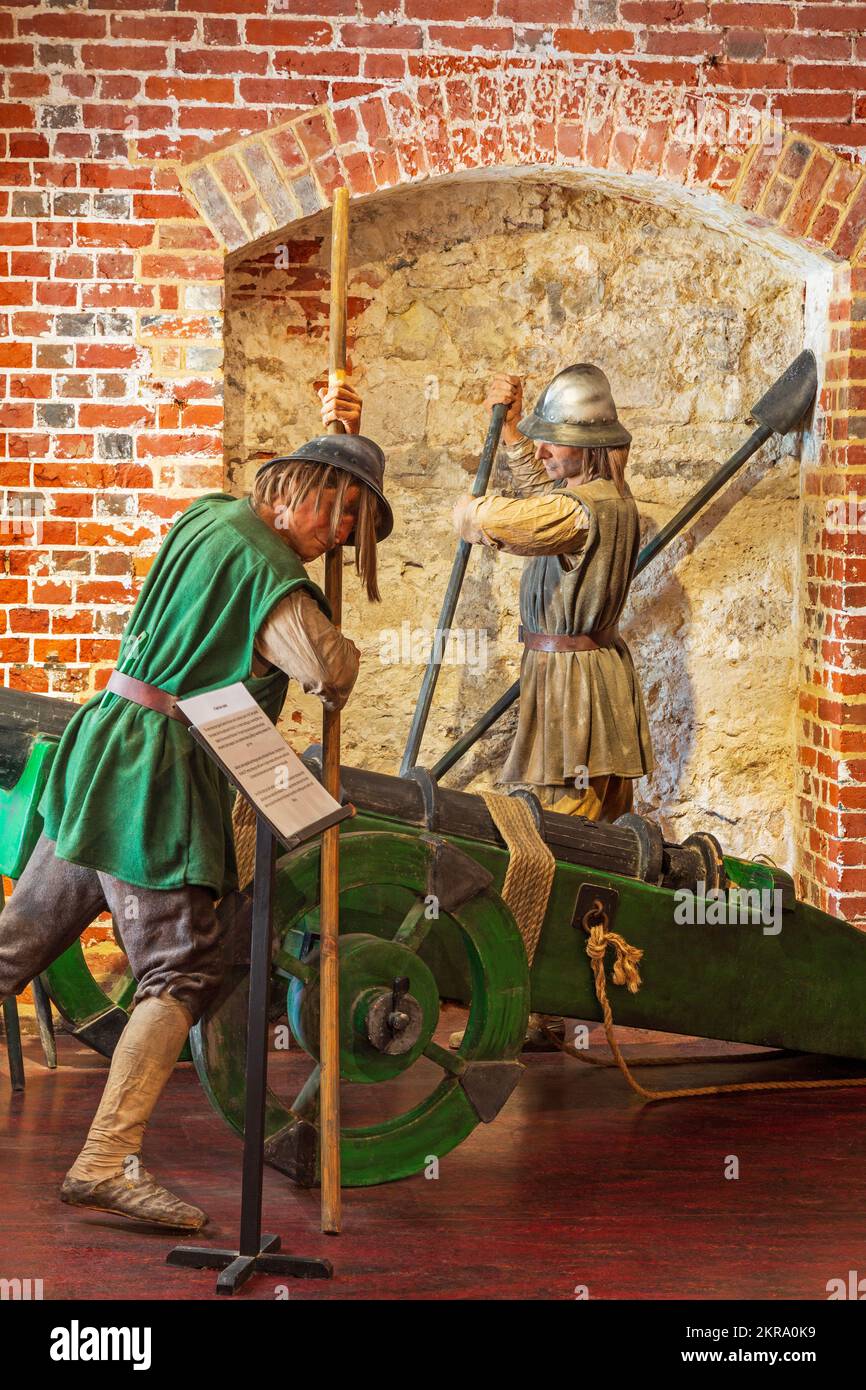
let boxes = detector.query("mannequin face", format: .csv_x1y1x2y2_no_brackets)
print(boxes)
260,482,361,560
534,440,587,481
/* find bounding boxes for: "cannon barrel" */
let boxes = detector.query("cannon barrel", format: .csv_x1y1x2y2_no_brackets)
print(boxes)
300,747,794,906
0,685,792,907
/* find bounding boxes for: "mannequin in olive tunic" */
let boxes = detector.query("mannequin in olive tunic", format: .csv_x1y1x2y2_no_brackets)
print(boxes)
453,374,654,822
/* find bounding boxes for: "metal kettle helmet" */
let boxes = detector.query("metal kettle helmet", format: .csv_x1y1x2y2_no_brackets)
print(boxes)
517,363,632,448
256,434,394,543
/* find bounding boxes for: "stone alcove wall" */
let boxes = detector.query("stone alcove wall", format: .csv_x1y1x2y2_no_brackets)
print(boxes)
225,172,808,867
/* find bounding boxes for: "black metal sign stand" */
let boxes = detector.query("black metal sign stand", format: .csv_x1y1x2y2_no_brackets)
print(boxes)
166,816,331,1294
166,722,352,1295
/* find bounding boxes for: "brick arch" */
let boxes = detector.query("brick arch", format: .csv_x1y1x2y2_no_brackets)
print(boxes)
178,63,866,261
169,66,865,921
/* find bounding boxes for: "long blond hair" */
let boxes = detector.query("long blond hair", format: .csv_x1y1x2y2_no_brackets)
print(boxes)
251,459,382,602
572,445,632,499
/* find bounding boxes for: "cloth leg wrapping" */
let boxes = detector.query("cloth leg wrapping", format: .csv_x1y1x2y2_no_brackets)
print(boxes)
66,994,193,1183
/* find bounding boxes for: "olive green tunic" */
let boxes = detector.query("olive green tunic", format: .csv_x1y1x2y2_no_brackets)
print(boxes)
504,477,654,783
38,494,329,897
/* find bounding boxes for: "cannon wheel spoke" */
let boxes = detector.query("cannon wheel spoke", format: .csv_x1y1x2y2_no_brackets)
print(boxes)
391,897,434,953
289,1063,321,1121
194,831,530,1186
423,1040,465,1077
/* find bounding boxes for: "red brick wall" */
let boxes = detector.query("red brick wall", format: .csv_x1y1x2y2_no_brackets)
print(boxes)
3,1,866,914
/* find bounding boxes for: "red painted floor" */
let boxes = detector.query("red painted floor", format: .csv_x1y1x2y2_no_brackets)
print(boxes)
3,1007,866,1301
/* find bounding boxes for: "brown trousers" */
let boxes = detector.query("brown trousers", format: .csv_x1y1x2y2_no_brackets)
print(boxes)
535,774,634,822
0,833,223,1023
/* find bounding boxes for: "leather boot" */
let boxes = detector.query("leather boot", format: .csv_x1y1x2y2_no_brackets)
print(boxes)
61,1169,207,1230
63,995,208,1230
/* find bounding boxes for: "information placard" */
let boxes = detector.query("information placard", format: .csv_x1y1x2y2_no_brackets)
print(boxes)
177,682,351,849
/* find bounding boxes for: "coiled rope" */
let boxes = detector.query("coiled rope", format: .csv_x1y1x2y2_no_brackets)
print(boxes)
563,897,866,1100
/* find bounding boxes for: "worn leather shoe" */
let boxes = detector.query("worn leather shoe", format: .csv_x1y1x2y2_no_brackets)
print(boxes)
449,1014,566,1052
60,1169,208,1231
522,1013,566,1052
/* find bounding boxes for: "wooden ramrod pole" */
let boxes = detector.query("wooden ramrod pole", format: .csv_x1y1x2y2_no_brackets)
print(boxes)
321,185,349,1234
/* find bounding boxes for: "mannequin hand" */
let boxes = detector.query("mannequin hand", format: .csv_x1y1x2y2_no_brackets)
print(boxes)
318,381,362,435
483,373,523,446
452,493,483,542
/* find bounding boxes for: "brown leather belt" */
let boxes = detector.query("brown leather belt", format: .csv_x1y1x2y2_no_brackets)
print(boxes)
518,624,619,652
105,669,190,725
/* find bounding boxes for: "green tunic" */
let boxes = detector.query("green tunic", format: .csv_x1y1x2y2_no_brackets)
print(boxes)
38,493,330,897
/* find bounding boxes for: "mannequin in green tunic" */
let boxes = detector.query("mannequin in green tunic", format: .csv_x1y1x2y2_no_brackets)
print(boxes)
0,382,394,1232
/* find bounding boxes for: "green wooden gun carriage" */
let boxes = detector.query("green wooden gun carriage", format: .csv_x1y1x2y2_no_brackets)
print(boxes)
4,685,866,1190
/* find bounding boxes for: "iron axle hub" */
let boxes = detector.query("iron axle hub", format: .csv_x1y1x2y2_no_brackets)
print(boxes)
288,932,440,1083
363,982,424,1056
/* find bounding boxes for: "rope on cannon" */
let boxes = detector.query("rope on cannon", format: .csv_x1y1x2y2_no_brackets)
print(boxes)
476,793,866,1094
231,794,258,894
563,897,866,1100
479,789,556,967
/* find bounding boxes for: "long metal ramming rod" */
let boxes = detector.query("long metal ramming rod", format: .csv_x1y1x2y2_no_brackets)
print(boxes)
399,401,508,777
425,350,818,784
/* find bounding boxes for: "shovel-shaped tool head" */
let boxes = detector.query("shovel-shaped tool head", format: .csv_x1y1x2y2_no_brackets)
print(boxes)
750,348,818,435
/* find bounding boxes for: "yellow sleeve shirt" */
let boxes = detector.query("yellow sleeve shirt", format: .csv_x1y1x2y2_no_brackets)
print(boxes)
453,438,589,558
502,435,553,497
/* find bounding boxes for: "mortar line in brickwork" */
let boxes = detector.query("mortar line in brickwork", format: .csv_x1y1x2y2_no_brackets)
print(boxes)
809,193,853,248
754,135,805,216
817,347,861,364
802,705,866,723
805,793,866,822
724,123,780,205
798,170,847,243
822,369,860,384
180,105,338,223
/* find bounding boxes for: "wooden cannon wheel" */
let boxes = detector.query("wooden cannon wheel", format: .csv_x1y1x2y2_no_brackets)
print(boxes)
40,934,192,1063
191,830,531,1187
40,936,137,1057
